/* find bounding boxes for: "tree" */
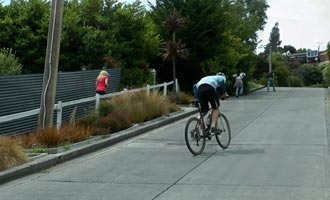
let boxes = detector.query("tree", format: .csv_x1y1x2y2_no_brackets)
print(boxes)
283,45,297,54
110,2,161,87
161,8,188,100
151,0,268,91
327,42,330,59
0,0,50,73
265,22,281,53
0,48,22,75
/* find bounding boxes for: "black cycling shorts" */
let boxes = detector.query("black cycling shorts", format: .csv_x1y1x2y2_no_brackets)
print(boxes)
197,84,220,114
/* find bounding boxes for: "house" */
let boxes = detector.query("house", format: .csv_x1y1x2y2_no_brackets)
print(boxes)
288,50,329,64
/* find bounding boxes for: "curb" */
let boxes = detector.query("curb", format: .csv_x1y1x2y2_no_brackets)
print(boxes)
0,107,198,185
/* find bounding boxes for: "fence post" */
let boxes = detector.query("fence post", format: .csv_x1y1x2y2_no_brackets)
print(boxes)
95,93,100,111
163,82,167,96
175,78,179,93
146,84,150,96
56,101,62,130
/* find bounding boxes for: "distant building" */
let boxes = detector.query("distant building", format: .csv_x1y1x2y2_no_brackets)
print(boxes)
288,50,328,64
319,51,329,63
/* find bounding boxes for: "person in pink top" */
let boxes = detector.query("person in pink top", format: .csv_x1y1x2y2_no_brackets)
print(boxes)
95,70,109,95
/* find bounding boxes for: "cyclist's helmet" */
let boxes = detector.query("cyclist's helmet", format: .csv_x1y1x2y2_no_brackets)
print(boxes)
216,72,225,77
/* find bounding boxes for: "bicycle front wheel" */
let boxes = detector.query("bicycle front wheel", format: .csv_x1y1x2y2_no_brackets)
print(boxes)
185,117,206,155
215,113,231,149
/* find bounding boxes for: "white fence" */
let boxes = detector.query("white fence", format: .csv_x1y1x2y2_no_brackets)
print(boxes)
0,80,178,131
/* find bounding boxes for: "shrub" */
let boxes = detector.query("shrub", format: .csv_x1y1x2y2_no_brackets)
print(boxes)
35,127,63,148
0,137,27,171
93,117,114,134
322,63,330,86
109,91,163,123
92,127,111,135
0,48,22,75
60,125,93,143
105,110,132,132
97,100,115,117
297,64,323,86
274,64,290,86
259,73,267,86
13,133,37,149
287,76,304,87
169,91,194,104
77,114,97,127
168,103,181,113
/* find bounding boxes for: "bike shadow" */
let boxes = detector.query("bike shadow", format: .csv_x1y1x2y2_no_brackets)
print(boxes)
210,145,265,156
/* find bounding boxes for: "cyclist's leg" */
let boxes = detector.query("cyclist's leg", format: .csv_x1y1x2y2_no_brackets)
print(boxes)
197,84,212,116
208,90,220,130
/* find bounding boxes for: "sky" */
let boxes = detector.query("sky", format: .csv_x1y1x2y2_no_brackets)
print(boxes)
2,0,329,52
258,0,330,52
122,0,330,52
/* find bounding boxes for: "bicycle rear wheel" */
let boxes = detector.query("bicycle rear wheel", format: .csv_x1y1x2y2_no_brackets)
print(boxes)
185,117,206,155
215,113,231,149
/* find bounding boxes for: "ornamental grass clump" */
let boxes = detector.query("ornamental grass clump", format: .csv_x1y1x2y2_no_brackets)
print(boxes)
109,91,176,123
60,125,93,143
104,110,132,132
0,136,27,171
13,133,37,149
35,127,62,148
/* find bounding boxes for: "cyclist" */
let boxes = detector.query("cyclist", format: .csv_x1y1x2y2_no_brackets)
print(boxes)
193,72,227,135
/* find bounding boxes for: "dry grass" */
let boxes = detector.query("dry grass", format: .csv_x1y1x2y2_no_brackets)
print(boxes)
35,127,62,148
168,91,194,104
0,136,27,171
13,133,37,149
60,126,93,143
109,91,174,123
105,110,132,132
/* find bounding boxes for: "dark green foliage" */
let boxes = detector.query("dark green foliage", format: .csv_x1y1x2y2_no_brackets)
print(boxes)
0,48,22,75
287,75,303,87
283,45,297,54
297,64,323,86
327,42,330,60
322,63,330,85
1,0,269,90
121,67,153,88
76,114,97,127
97,100,115,117
150,0,268,91
0,0,49,73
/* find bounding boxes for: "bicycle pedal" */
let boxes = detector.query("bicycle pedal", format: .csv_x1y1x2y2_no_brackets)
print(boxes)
206,133,212,140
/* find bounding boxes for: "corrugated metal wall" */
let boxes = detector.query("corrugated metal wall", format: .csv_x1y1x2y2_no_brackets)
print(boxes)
0,68,121,135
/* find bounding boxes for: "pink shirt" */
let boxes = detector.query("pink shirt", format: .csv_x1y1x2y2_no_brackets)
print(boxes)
96,76,108,92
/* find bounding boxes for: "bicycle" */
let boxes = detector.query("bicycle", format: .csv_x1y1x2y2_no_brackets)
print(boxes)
185,99,231,155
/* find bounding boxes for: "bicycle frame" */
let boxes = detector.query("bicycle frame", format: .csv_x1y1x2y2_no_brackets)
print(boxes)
193,99,223,136
193,100,212,133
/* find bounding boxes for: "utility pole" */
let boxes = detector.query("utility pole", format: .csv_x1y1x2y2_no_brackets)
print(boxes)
38,0,64,129
268,47,272,73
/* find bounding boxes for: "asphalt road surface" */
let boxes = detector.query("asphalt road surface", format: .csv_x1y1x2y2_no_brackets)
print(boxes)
1,87,330,200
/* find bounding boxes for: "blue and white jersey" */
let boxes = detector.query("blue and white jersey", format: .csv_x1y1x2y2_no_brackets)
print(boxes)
195,75,226,93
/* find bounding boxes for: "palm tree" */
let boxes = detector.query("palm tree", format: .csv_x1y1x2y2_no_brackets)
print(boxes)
161,8,189,102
